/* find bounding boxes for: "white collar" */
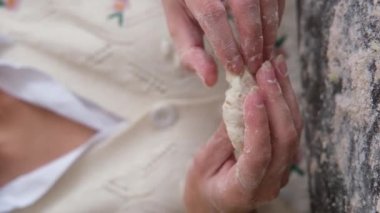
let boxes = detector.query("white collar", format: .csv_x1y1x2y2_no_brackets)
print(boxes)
0,60,122,131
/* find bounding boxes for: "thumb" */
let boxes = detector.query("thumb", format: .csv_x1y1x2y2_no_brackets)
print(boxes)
193,124,234,176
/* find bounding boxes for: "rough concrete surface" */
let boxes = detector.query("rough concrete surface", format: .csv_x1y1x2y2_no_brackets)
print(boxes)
299,0,380,212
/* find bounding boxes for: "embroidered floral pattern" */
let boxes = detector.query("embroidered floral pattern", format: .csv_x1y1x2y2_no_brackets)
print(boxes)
108,0,129,26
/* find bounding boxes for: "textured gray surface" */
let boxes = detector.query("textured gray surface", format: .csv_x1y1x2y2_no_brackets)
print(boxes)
299,0,380,212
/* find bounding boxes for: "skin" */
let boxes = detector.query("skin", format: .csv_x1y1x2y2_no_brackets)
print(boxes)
162,0,286,86
184,56,302,212
0,90,95,187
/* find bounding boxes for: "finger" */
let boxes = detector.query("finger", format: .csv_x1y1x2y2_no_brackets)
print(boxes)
272,55,303,137
260,0,279,59
181,47,218,87
254,62,298,198
257,61,298,165
185,0,244,74
162,0,218,86
228,0,263,74
192,124,234,176
234,88,271,192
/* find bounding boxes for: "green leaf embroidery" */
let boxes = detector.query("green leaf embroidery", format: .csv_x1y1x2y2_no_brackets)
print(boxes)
108,12,124,27
291,164,305,176
275,35,287,48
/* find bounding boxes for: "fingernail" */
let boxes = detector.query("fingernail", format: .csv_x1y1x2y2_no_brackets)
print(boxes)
261,61,276,84
275,55,288,77
226,55,244,74
250,86,264,108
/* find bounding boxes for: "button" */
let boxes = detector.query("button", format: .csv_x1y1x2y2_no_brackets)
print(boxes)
160,39,174,60
150,103,178,129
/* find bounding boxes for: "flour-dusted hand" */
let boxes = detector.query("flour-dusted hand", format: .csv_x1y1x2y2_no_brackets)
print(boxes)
161,0,285,86
183,56,302,212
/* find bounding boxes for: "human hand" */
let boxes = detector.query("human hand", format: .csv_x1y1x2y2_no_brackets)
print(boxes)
183,56,302,212
162,0,285,86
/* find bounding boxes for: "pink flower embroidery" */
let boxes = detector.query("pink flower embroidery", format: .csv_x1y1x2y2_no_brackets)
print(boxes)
0,0,20,10
108,0,129,26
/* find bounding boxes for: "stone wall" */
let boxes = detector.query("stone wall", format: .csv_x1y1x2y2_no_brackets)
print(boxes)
298,0,380,212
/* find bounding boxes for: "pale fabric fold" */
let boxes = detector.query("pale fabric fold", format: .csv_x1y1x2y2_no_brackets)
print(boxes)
0,60,122,131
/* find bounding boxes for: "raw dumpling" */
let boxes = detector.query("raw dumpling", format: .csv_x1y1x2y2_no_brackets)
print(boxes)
222,70,256,157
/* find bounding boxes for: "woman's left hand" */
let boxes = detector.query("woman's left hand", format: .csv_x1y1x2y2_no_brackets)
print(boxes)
184,56,303,212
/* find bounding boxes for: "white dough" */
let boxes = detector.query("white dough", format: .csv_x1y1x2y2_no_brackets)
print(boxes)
223,70,256,157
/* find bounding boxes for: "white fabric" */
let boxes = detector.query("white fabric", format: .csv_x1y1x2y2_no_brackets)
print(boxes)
0,59,122,131
0,59,123,212
0,1,228,212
